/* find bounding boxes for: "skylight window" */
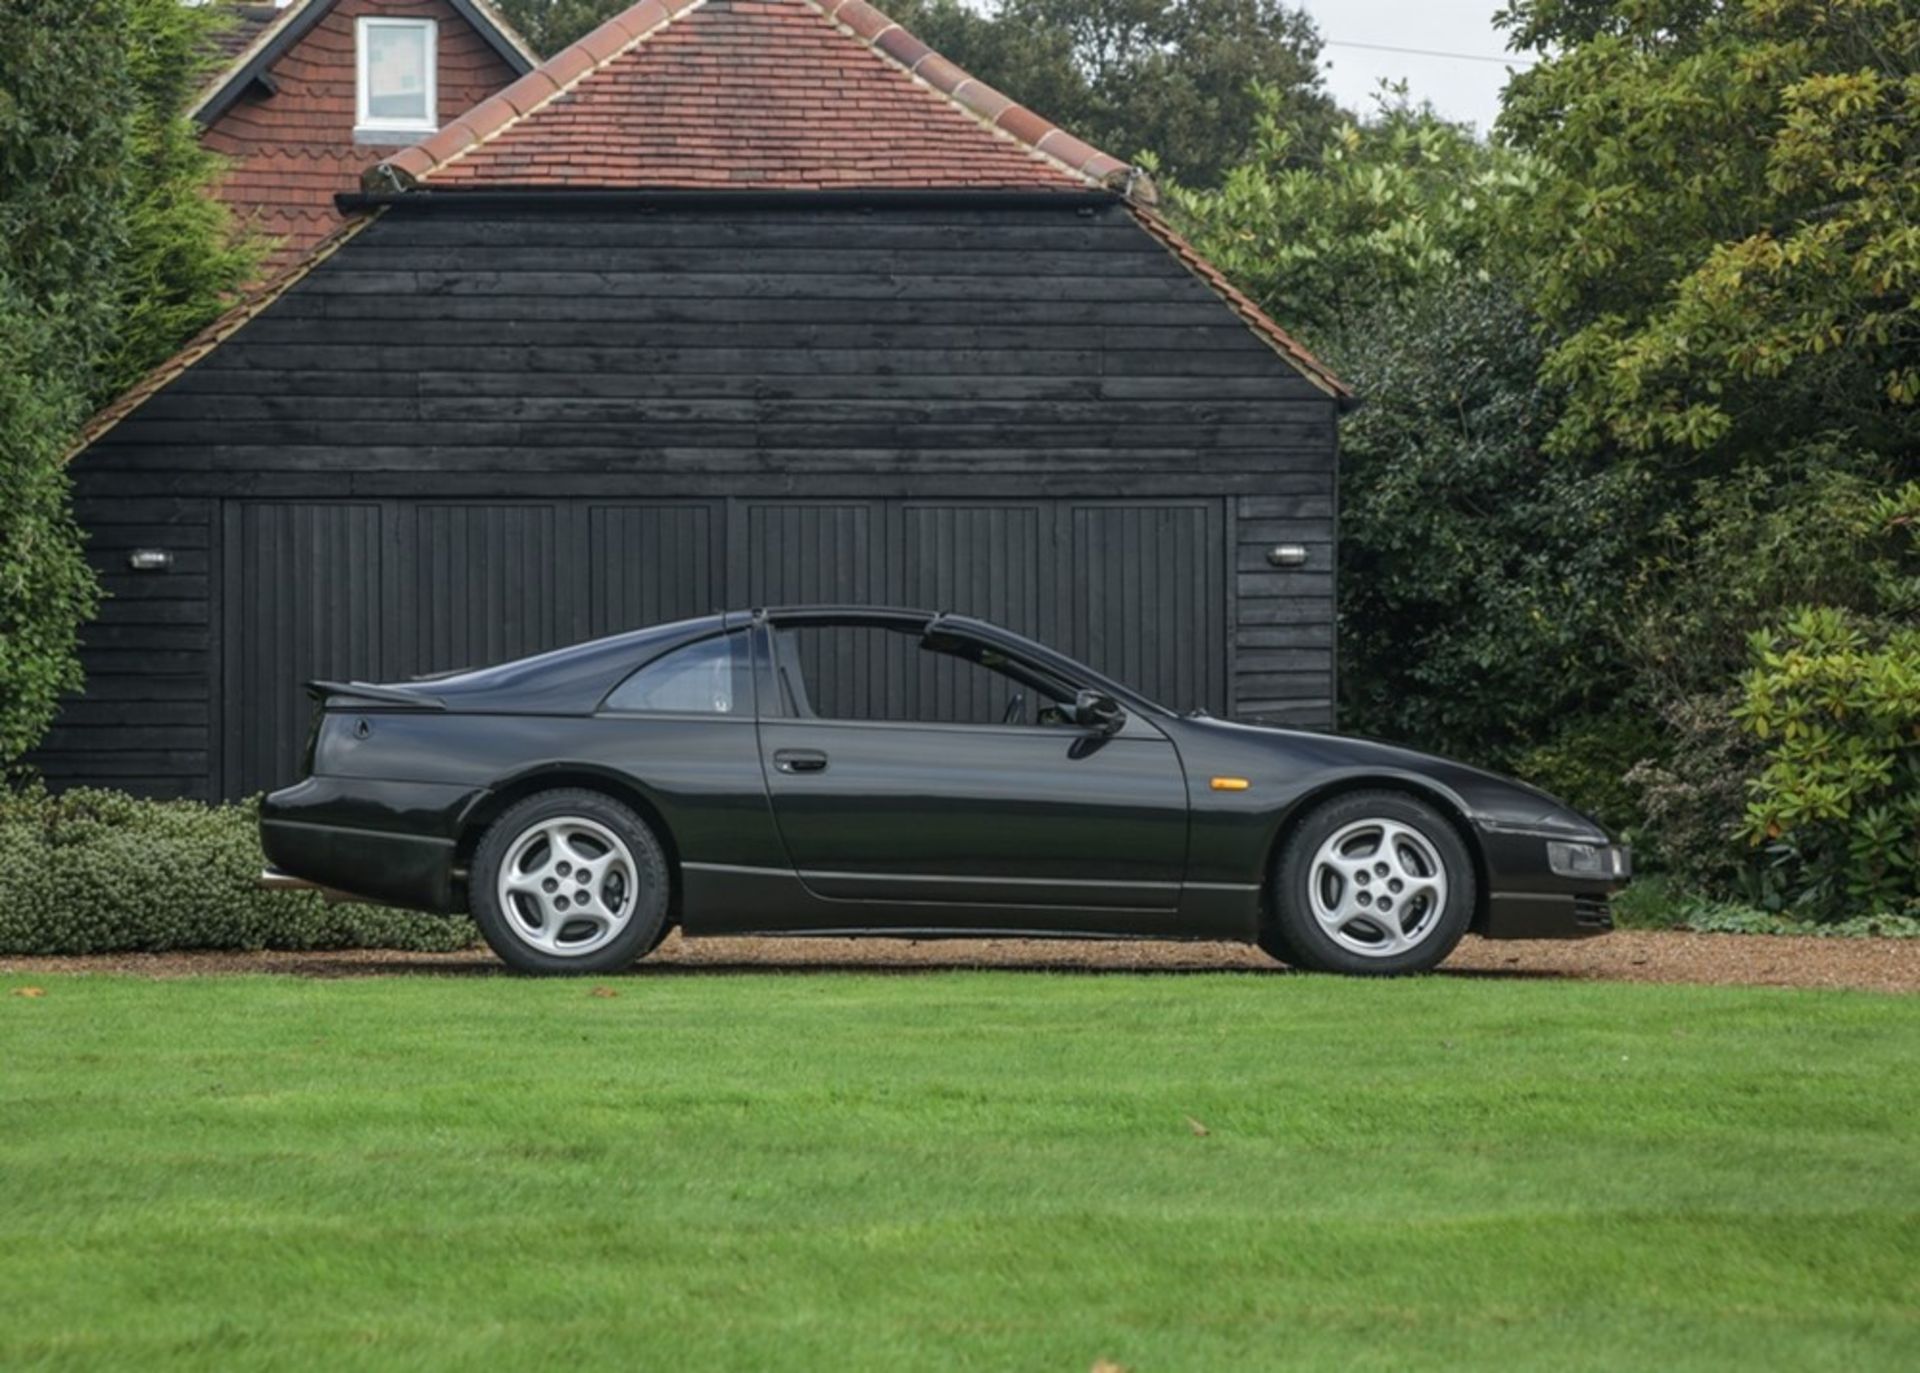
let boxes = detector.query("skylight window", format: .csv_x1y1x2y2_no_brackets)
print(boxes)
356,17,437,139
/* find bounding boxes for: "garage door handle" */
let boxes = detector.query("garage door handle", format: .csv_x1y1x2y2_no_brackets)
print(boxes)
774,749,829,774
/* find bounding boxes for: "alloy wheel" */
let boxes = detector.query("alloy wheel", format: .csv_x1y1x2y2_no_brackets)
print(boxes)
496,815,638,958
1306,817,1450,958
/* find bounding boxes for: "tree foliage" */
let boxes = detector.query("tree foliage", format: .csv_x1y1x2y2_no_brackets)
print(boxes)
1175,3,1916,914
1481,0,1919,908
1331,280,1642,771
490,0,628,54
1168,97,1641,782
494,0,1338,184
1163,89,1536,342
0,0,256,773
1498,0,1920,464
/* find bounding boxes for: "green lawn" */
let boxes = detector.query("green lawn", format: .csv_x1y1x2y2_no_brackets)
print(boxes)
2,971,1916,1370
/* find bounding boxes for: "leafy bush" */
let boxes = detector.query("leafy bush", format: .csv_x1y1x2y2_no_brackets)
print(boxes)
0,0,257,774
1615,459,1914,896
0,310,96,769
0,787,476,955
1734,607,1920,919
1677,904,1920,940
1624,692,1764,895
1623,454,1915,705
1607,876,1920,937
1512,711,1663,844
1321,276,1644,774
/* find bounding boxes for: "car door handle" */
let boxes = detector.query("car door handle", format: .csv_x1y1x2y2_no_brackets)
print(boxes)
774,749,829,774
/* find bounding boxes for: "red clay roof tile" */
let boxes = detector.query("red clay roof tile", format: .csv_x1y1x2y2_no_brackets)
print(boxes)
373,0,1112,192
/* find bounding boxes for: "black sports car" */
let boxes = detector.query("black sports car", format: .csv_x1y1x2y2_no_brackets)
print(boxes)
260,607,1628,975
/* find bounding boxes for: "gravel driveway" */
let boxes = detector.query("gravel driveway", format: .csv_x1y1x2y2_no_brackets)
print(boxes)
6,930,1917,994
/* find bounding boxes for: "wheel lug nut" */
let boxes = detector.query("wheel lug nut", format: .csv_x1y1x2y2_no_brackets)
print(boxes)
555,895,570,911
1374,862,1389,876
542,878,558,893
1358,892,1372,906
1378,897,1392,911
1356,871,1370,884
556,861,571,877
576,873,590,885
1389,878,1403,893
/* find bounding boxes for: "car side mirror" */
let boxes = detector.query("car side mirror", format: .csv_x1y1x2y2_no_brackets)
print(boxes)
1073,688,1125,735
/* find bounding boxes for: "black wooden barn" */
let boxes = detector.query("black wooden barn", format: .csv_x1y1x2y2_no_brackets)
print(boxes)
42,0,1349,801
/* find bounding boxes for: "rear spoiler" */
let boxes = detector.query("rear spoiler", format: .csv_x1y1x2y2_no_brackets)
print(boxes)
305,679,446,710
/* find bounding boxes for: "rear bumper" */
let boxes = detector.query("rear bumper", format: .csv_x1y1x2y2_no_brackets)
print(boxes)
259,777,482,913
259,867,374,904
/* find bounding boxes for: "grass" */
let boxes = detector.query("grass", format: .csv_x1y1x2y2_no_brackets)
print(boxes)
2,970,1917,1370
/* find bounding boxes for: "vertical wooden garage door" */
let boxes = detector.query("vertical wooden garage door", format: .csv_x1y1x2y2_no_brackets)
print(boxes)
221,502,383,796
587,504,720,636
731,499,1221,717
223,499,723,797
397,504,565,678
220,496,1226,798
733,503,880,718
1064,503,1226,714
892,504,1045,722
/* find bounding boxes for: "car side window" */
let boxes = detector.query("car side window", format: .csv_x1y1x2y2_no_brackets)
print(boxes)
772,624,1071,726
604,631,750,715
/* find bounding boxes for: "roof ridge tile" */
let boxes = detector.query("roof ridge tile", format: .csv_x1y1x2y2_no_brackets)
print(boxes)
368,0,1149,197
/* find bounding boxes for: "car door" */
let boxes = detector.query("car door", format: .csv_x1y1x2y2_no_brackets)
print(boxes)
753,614,1190,933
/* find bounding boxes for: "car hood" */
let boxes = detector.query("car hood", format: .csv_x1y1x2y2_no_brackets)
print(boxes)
1173,715,1612,841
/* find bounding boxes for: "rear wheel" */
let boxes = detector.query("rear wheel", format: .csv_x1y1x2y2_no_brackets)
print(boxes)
470,789,671,975
1261,790,1474,975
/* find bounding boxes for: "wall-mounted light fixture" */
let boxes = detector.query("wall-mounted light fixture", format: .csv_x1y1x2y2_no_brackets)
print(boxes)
1265,544,1310,568
127,549,174,572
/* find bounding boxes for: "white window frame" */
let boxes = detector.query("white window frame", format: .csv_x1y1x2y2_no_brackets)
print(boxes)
355,17,438,138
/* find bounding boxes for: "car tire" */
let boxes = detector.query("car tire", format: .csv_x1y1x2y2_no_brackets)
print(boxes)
1261,790,1475,976
470,789,672,975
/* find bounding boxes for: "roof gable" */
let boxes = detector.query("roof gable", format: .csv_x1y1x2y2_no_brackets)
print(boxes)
70,0,1349,452
192,0,536,126
372,0,1131,192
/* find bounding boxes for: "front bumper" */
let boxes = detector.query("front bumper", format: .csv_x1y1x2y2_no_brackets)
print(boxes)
1482,890,1616,939
259,776,483,913
1474,823,1628,941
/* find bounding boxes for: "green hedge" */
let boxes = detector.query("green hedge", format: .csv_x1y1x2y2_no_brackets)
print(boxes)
0,787,476,955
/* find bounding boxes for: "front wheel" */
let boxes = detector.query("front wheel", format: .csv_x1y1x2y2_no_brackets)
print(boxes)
470,789,671,975
1261,790,1475,975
